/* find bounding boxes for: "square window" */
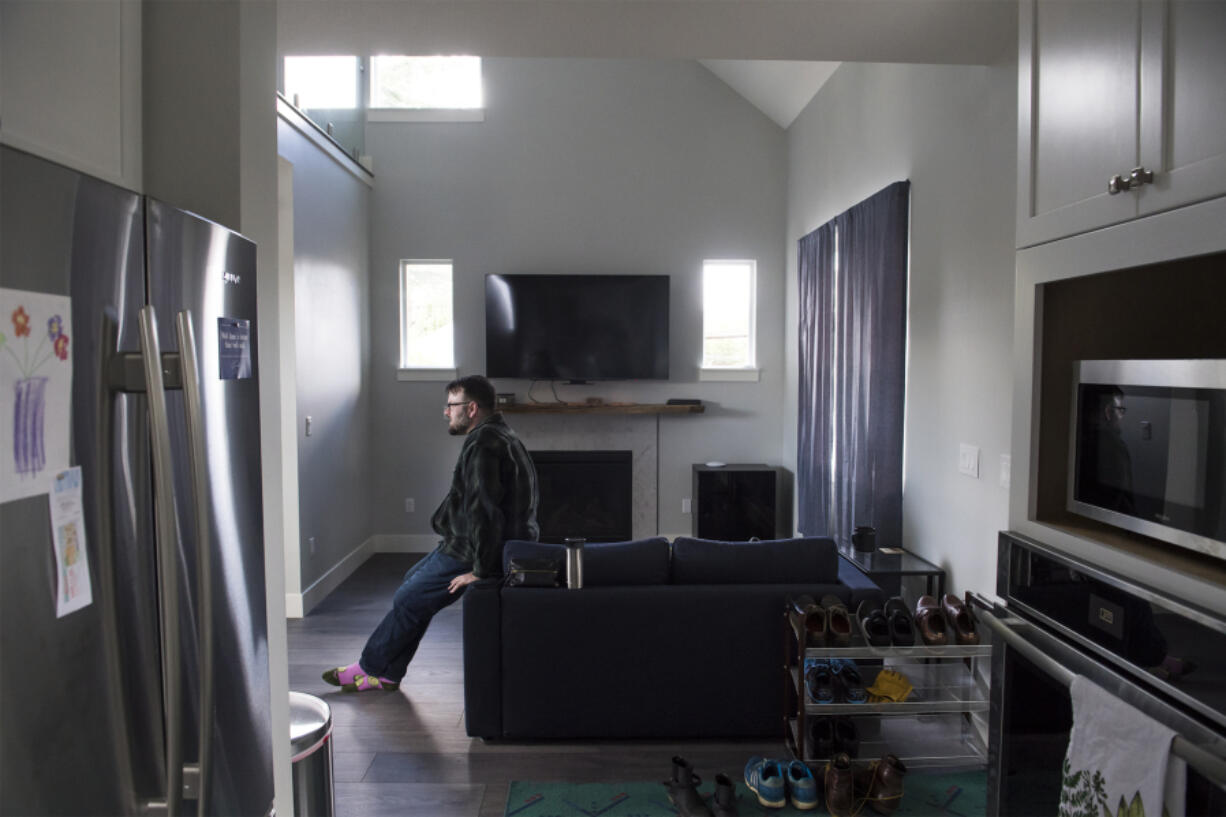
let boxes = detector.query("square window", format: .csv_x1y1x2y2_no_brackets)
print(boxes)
400,261,455,368
371,56,483,109
702,260,756,369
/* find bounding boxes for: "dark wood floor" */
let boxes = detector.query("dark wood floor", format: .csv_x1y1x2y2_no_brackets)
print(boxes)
287,553,784,817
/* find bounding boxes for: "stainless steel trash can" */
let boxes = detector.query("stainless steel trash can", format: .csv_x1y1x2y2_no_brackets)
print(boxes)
290,691,334,817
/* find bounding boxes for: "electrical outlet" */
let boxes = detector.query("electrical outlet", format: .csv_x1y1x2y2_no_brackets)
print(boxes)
308,536,316,554
958,443,980,478
999,454,1011,489
405,497,415,513
681,498,691,514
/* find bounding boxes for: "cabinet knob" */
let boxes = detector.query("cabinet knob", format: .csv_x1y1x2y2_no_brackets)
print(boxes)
1108,167,1155,195
1130,166,1154,187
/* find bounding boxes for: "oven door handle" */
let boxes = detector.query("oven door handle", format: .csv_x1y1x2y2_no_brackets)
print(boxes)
972,595,1226,788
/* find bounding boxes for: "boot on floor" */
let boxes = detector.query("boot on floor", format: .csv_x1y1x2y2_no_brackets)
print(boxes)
662,756,713,817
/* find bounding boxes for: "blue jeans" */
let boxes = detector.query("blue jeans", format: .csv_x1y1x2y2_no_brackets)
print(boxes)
360,547,471,682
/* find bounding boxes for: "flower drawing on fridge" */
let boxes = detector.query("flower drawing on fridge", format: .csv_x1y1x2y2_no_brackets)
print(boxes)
2,302,70,478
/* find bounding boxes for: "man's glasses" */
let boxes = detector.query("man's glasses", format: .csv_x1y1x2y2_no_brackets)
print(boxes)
446,400,472,410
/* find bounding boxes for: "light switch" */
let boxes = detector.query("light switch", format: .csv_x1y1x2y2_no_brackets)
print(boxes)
305,416,312,437
958,443,980,478
682,498,691,514
999,454,1011,489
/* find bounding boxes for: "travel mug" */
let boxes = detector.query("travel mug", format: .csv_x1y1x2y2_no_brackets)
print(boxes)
563,537,585,588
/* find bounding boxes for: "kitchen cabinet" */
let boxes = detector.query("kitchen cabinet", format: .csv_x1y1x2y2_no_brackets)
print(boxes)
0,0,142,189
1017,0,1226,248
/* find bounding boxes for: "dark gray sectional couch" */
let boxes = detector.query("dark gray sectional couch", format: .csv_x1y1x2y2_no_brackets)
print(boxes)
462,536,883,740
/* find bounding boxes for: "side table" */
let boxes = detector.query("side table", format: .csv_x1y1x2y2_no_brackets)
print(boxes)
837,545,946,603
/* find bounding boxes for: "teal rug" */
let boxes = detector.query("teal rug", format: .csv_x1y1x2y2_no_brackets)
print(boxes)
505,771,985,816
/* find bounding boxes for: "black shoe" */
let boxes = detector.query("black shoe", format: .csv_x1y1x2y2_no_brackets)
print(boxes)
884,597,916,646
807,716,835,758
663,756,714,817
857,600,891,646
712,772,739,817
833,716,860,758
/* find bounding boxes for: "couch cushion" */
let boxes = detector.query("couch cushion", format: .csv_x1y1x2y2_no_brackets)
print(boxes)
502,537,671,586
670,536,839,584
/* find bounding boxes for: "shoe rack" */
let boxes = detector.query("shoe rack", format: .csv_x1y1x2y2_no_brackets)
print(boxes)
782,608,992,770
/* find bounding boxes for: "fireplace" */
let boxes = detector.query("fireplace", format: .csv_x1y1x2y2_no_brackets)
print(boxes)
530,450,633,543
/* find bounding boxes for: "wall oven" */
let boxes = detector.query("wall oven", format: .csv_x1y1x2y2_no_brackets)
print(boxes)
981,532,1226,815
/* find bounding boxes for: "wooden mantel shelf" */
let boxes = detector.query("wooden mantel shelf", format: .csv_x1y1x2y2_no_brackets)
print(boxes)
499,402,704,415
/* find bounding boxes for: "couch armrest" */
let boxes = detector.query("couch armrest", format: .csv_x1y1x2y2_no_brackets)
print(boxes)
837,556,886,609
462,578,503,738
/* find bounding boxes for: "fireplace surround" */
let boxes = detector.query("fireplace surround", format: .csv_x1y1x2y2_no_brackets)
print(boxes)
530,450,633,543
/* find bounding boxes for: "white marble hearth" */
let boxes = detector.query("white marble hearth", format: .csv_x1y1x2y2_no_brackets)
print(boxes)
510,414,658,540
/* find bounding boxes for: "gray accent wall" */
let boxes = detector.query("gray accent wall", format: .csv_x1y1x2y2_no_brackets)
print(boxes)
277,118,375,590
367,58,788,541
784,62,1017,597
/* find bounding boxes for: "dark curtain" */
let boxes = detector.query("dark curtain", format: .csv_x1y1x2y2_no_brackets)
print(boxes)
797,180,910,549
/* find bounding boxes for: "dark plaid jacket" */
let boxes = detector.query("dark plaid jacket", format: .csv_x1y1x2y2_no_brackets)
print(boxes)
434,413,539,578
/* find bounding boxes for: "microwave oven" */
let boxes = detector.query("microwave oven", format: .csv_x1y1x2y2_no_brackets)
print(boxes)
1068,359,1226,562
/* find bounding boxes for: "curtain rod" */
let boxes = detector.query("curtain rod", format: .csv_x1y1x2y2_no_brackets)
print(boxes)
976,604,1226,787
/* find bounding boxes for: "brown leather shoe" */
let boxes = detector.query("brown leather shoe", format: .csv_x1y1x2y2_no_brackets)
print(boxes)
914,595,948,646
861,753,907,815
824,752,855,817
942,593,980,645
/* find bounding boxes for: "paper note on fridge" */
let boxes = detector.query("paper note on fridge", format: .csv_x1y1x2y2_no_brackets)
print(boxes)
50,467,92,617
218,317,253,380
0,288,73,503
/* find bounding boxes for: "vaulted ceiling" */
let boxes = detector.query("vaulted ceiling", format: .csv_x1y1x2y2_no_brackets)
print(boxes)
278,0,1017,129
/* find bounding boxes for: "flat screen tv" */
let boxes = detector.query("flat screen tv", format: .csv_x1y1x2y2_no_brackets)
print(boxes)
485,274,669,382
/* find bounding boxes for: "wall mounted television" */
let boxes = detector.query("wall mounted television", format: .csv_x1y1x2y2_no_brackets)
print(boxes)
485,274,670,382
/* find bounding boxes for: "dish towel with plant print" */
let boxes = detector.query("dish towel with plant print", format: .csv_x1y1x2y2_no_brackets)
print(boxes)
1059,675,1186,817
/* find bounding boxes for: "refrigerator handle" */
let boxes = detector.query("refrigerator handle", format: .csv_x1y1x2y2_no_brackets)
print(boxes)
175,310,214,817
96,310,140,815
139,305,184,817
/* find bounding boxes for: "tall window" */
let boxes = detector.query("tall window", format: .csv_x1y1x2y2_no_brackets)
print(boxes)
399,261,455,369
283,56,359,109
702,259,757,369
370,56,483,109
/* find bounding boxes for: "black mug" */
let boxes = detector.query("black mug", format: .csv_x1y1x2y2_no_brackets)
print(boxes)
851,526,877,553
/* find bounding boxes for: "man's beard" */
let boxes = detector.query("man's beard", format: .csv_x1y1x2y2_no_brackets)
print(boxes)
448,416,471,436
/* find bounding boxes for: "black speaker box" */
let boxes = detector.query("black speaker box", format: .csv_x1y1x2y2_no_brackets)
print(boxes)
692,464,793,541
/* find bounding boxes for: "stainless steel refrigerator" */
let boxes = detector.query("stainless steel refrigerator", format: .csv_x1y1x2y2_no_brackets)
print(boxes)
1,146,274,816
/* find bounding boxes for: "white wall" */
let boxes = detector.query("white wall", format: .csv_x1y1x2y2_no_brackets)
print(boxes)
784,62,1017,597
366,58,790,541
277,117,375,594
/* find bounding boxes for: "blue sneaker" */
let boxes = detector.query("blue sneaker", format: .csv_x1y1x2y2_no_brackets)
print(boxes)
830,658,867,703
786,760,819,810
804,659,834,704
744,756,786,808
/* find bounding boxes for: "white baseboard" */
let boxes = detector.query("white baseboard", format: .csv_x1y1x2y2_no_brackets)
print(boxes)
284,534,439,618
286,537,377,618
